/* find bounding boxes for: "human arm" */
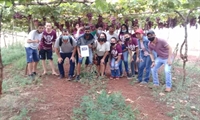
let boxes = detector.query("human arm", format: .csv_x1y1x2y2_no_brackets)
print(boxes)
166,45,172,65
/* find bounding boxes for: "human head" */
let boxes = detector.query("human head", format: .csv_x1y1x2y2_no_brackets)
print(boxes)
120,24,128,33
110,37,117,47
133,25,139,32
98,32,107,43
37,23,44,33
45,22,52,31
96,24,103,35
135,28,144,40
84,25,91,40
62,29,69,36
108,25,115,34
147,30,156,42
123,32,131,41
61,29,70,43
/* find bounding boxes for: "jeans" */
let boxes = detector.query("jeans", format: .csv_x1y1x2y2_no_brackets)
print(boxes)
119,50,129,75
130,53,137,76
151,57,172,88
138,55,152,82
110,58,121,77
25,47,39,63
78,48,93,64
58,53,75,77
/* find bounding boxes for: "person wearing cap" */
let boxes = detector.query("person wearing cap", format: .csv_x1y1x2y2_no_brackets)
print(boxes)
76,25,95,81
147,30,173,92
135,28,152,83
54,29,77,80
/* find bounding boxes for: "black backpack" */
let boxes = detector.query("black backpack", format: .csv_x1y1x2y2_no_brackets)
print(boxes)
59,36,73,46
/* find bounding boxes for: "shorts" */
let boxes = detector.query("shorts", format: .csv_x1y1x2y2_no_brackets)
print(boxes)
25,47,39,63
39,49,53,60
96,55,109,65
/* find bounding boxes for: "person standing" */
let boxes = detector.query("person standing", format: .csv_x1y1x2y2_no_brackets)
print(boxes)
110,37,122,80
147,30,173,92
124,33,139,78
55,29,76,80
94,33,110,77
25,23,44,80
105,25,118,43
39,22,59,76
135,29,152,83
76,26,95,81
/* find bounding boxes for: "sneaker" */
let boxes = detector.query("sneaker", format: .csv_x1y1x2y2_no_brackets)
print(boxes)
29,74,35,81
141,81,148,84
120,73,124,78
59,75,65,79
127,73,132,79
32,72,37,76
76,75,80,81
135,71,138,75
67,76,73,81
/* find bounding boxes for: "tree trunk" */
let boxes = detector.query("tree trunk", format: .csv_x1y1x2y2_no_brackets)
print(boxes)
0,8,4,95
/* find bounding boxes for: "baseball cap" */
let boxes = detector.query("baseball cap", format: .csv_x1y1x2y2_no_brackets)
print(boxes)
135,29,144,34
147,30,155,36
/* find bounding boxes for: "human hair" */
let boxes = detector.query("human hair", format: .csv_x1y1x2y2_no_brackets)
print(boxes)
62,29,68,33
119,24,129,34
110,37,117,42
133,24,139,28
95,24,103,29
98,32,107,42
124,32,131,36
38,23,44,27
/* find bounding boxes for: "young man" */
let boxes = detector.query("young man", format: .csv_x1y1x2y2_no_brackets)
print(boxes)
25,23,44,80
76,26,95,80
105,25,118,43
39,22,59,76
147,30,173,92
55,29,76,80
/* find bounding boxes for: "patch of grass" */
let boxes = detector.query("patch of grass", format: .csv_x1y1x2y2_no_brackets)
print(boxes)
72,90,136,120
11,108,30,120
2,43,26,66
151,58,200,119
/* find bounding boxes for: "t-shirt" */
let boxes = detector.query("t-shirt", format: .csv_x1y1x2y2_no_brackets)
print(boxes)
54,36,77,53
77,33,95,47
25,30,43,49
111,44,122,59
40,30,57,50
125,37,138,51
95,41,110,56
148,38,169,59
105,32,118,43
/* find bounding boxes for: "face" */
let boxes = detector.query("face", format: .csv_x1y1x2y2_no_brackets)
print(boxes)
136,33,143,39
99,33,106,43
122,26,126,31
124,34,130,39
97,27,103,34
133,26,138,32
45,23,52,31
75,24,80,29
62,31,69,36
109,27,115,33
147,34,156,42
37,26,44,33
110,38,116,46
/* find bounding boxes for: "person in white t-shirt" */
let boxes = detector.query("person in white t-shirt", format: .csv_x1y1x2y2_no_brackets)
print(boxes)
94,33,110,77
25,23,44,80
105,25,118,43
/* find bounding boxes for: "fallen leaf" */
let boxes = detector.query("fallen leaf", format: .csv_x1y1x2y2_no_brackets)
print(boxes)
159,92,165,96
108,90,112,94
125,98,134,103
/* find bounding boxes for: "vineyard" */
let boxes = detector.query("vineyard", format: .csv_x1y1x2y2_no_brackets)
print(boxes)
0,0,200,120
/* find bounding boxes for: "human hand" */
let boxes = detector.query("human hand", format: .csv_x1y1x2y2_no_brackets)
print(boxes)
167,59,172,66
70,56,75,62
151,62,155,68
58,57,63,64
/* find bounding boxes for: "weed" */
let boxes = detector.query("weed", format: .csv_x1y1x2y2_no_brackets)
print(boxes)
72,90,136,120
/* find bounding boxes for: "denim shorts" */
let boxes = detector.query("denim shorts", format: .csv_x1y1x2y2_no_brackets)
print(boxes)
25,47,39,63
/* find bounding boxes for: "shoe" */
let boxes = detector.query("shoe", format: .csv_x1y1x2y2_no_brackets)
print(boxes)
76,75,80,81
127,72,132,79
67,76,73,81
59,75,64,79
115,77,119,80
120,73,124,78
141,81,148,84
165,88,171,92
135,71,138,75
29,74,35,81
32,72,37,76
110,76,114,80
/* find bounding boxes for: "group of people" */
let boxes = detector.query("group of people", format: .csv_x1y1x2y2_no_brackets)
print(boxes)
25,22,173,92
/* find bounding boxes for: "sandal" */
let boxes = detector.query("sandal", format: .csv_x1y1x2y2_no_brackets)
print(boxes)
52,73,59,76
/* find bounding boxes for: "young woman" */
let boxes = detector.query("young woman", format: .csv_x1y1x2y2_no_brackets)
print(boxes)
135,29,152,83
110,37,122,80
118,24,132,79
94,33,110,77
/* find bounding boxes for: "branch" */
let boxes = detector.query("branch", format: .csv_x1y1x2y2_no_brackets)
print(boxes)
52,0,63,7
174,10,185,21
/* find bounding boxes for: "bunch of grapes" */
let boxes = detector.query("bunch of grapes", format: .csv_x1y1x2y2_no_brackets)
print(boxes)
27,15,31,21
65,21,70,28
98,15,103,22
13,12,23,19
86,13,93,21
189,17,197,27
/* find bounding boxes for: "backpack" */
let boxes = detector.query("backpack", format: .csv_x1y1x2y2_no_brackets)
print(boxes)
59,36,73,46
